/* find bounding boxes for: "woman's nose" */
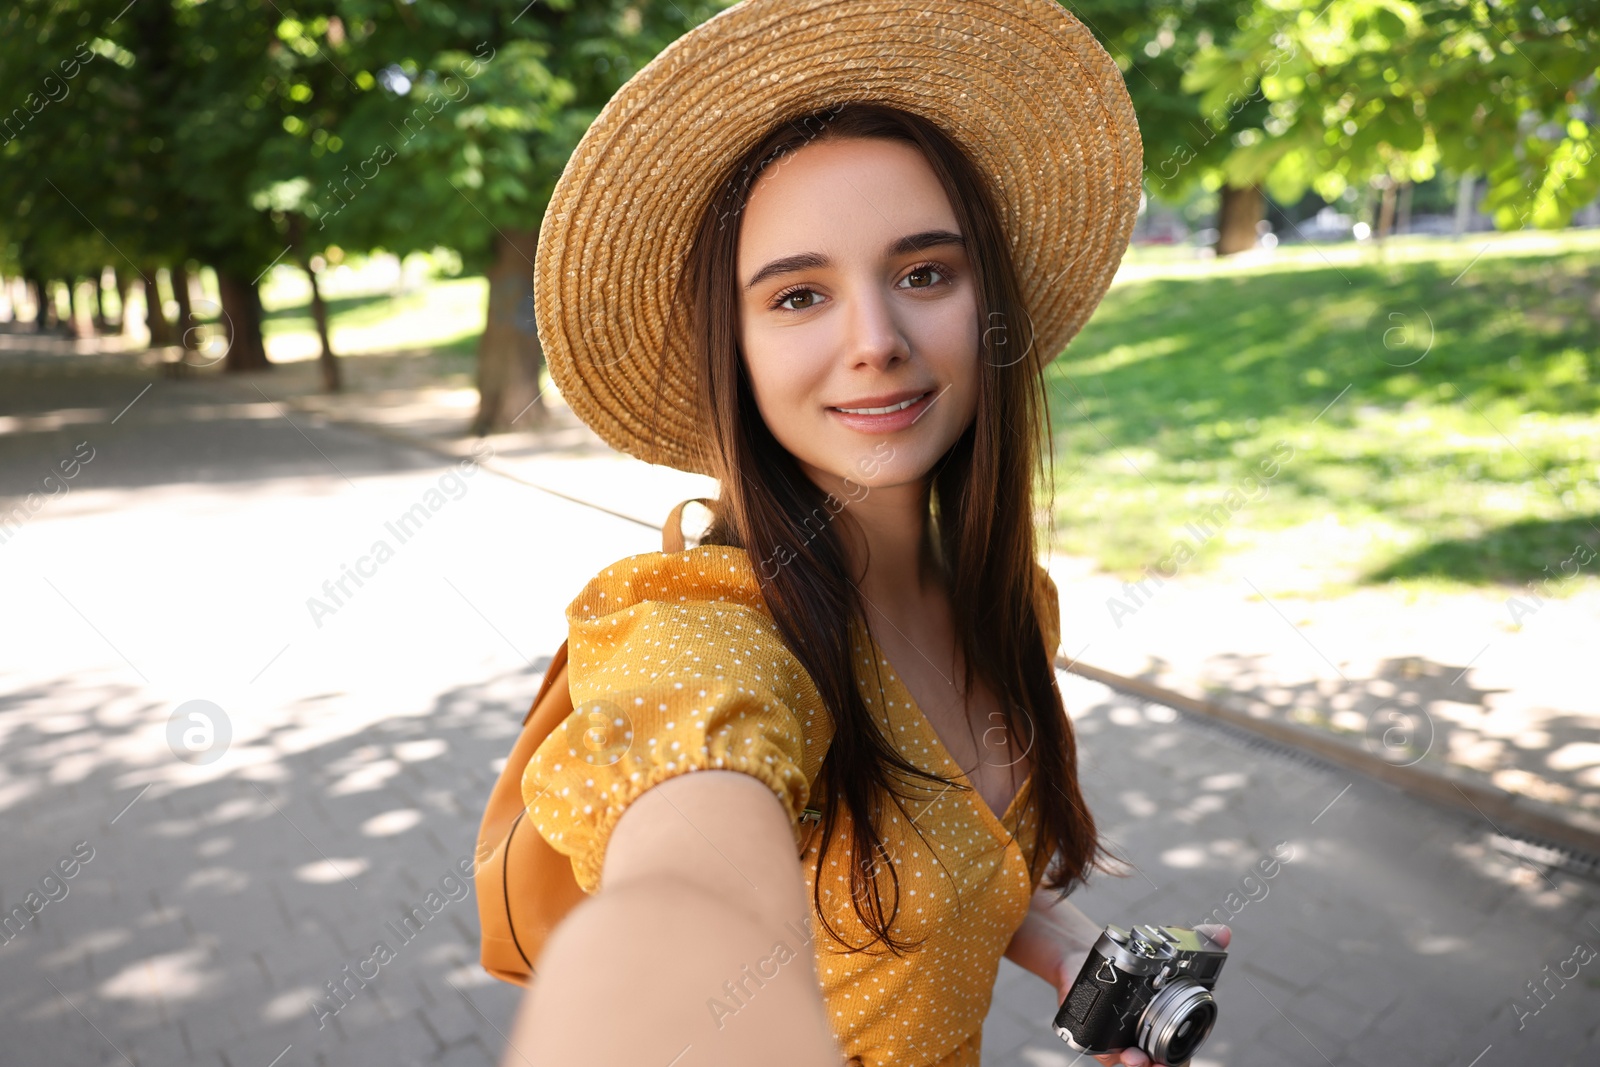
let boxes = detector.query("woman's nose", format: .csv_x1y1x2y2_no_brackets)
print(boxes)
841,285,909,370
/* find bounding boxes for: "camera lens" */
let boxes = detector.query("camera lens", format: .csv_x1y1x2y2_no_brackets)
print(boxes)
1165,1000,1216,1062
1137,979,1217,1066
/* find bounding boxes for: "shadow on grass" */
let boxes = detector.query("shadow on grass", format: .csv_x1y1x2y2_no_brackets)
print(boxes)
1051,254,1600,455
1366,515,1600,585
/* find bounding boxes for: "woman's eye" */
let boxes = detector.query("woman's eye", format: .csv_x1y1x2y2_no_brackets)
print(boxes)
776,288,819,311
772,267,947,310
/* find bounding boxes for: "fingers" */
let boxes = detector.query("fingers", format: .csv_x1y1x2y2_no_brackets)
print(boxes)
1194,922,1232,948
1119,1049,1151,1066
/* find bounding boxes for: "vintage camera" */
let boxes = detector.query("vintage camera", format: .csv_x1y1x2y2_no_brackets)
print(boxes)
1053,924,1228,1066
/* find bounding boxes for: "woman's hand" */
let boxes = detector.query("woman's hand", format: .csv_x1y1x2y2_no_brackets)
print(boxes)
1055,924,1232,1067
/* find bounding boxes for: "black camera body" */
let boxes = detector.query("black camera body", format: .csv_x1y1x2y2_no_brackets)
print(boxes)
1053,924,1228,1066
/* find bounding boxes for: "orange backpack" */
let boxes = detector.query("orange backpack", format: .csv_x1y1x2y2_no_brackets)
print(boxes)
475,498,824,985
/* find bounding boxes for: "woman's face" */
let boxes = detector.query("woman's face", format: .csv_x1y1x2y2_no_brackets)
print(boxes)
735,136,981,495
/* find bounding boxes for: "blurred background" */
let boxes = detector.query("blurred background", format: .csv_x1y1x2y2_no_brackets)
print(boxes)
2,2,1597,1066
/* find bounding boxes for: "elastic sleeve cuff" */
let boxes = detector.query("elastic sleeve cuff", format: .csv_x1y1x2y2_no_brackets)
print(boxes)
523,693,811,894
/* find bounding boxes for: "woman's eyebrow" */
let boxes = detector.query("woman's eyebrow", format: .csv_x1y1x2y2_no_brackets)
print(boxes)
743,229,965,291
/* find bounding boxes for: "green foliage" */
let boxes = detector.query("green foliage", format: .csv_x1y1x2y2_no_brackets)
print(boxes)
1183,0,1599,227
0,0,731,280
1068,0,1264,202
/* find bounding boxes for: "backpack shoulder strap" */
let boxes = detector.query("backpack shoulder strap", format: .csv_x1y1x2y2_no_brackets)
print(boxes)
662,498,715,553
522,640,570,726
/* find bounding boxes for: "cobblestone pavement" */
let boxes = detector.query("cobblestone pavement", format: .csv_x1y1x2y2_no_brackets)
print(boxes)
2,358,1597,1067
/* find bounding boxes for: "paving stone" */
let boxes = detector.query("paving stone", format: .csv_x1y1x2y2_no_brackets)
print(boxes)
215,1025,303,1067
1283,984,1380,1046
171,1002,251,1062
428,1036,498,1067
1,1017,119,1067
333,1011,444,1066
124,1018,197,1066
1252,1011,1347,1067
415,996,484,1051
1314,962,1407,1017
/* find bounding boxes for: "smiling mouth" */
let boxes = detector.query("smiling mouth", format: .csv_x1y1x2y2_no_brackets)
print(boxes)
830,392,932,415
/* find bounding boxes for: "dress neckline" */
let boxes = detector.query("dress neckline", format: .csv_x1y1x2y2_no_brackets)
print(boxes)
859,629,1034,844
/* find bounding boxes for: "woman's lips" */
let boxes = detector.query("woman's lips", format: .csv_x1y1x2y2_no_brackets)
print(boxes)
825,389,935,433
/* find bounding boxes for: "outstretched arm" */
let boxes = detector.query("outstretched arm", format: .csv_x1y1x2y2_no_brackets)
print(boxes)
500,771,847,1065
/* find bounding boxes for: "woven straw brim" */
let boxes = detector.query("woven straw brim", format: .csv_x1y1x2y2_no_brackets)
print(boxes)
535,0,1143,476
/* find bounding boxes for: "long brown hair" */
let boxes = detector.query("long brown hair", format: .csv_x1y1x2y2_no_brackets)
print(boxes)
680,102,1106,956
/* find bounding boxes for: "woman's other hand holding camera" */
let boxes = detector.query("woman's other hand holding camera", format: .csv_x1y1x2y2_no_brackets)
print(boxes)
1066,924,1232,1067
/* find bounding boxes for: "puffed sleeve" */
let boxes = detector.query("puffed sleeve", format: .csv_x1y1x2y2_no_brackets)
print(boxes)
521,548,834,894
1033,561,1062,661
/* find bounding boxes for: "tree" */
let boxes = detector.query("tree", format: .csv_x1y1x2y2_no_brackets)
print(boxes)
230,0,730,426
299,0,731,432
1183,0,1599,233
1067,1,1277,254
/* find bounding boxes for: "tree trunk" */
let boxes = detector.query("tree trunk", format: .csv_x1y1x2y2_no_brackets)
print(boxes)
1375,178,1398,241
28,276,52,331
172,263,196,349
305,261,341,392
1396,180,1413,236
1215,183,1264,256
91,269,109,333
472,228,546,435
68,278,95,339
217,268,271,371
144,271,175,346
284,215,340,392
114,268,137,335
1454,174,1475,236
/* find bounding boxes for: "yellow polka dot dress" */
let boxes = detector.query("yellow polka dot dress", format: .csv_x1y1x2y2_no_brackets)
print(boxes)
523,545,1064,1066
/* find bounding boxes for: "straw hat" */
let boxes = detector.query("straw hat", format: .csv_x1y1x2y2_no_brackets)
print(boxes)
534,0,1143,476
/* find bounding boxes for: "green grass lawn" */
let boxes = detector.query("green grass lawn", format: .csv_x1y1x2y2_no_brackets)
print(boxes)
268,277,488,360
258,258,487,378
1045,230,1600,595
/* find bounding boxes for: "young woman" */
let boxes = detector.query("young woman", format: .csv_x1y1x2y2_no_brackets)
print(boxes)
502,3,1227,1065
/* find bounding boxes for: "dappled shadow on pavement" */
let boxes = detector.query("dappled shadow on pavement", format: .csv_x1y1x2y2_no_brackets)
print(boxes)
1127,649,1600,839
0,659,555,1067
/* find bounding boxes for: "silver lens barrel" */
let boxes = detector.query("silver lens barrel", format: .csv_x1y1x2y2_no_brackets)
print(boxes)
1137,978,1218,1065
